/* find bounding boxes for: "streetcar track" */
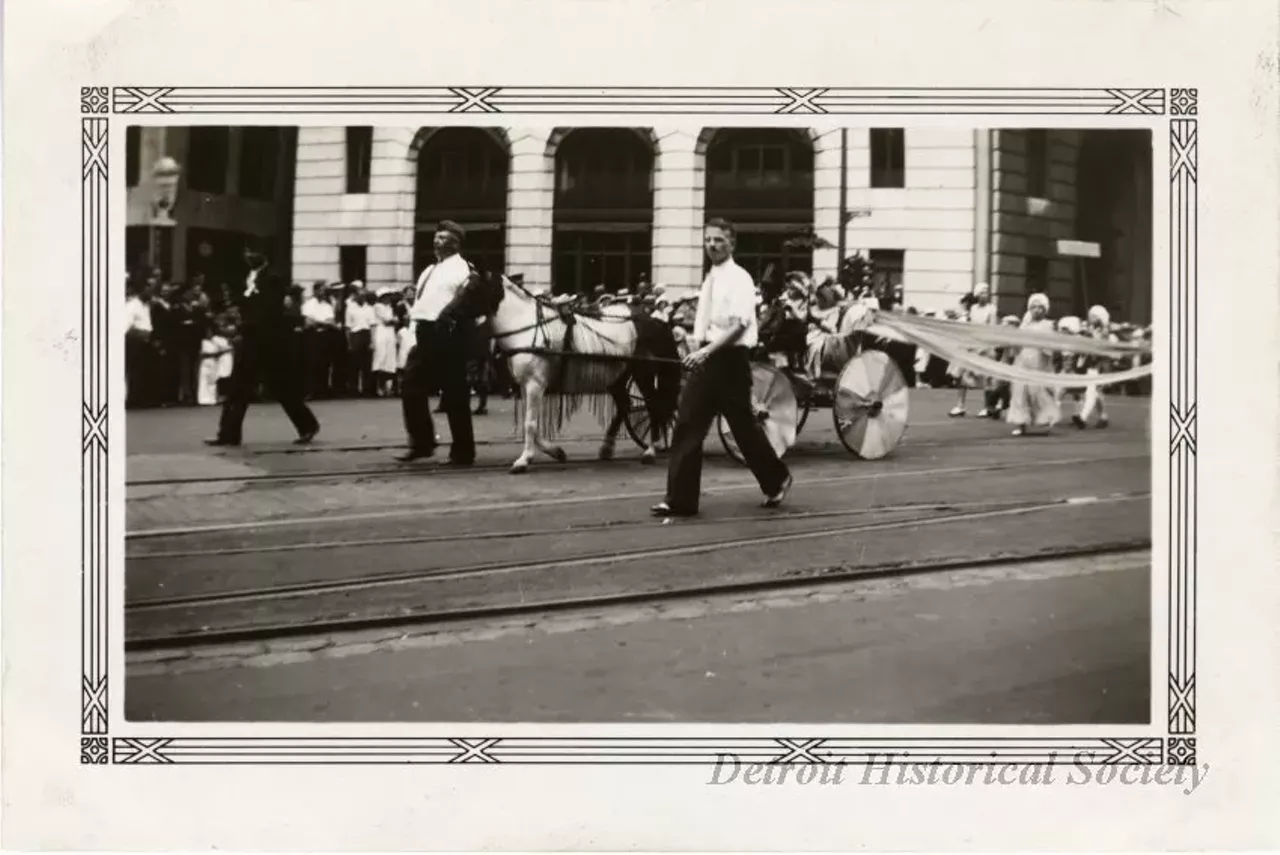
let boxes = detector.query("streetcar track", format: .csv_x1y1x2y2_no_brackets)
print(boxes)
126,496,1073,560
126,428,1146,488
126,493,1148,613
126,453,1148,539
125,539,1150,652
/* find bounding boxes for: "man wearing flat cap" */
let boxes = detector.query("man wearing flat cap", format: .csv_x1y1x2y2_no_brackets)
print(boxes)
206,240,320,447
397,219,476,465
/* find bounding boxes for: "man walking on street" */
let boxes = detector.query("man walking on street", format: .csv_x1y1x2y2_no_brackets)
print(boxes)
206,242,320,447
652,218,792,518
396,220,476,466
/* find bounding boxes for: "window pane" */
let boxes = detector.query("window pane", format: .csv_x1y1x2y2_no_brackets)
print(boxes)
126,127,141,188
737,146,761,173
345,127,372,194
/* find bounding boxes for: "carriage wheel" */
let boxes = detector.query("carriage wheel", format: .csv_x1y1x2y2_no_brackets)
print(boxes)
621,374,668,451
832,350,910,459
621,374,651,450
718,363,799,464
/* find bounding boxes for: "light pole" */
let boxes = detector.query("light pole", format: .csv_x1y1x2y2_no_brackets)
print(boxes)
148,155,182,275
837,127,849,266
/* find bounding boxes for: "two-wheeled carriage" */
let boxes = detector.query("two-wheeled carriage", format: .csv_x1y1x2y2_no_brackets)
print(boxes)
619,298,912,464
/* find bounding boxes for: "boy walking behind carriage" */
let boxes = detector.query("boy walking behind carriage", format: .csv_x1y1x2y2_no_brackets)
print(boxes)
652,218,793,518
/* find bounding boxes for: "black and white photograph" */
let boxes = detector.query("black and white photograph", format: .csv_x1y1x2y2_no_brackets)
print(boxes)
122,122,1157,723
6,1,1279,850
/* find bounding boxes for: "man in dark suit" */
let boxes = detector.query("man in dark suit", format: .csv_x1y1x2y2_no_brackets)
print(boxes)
206,242,320,447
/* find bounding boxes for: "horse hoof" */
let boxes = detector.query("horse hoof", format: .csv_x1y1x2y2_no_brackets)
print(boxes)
640,450,656,465
509,462,529,475
598,448,615,461
551,447,568,463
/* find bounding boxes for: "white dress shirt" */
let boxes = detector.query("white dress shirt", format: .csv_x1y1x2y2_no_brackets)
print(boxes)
345,301,377,333
124,296,152,334
410,253,471,322
302,297,335,326
692,258,759,349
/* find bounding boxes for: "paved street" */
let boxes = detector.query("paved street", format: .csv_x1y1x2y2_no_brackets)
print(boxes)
124,389,1153,723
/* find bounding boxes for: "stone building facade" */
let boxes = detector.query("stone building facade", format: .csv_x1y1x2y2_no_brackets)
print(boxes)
132,124,1152,322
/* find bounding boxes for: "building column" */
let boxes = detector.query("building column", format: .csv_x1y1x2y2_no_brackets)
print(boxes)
505,128,554,292
378,127,418,289
811,129,843,281
650,129,703,298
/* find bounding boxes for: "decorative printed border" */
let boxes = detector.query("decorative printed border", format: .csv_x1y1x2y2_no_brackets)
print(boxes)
87,86,1195,766
110,86,1168,115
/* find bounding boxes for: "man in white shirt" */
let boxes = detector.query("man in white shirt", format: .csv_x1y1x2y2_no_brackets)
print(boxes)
344,283,377,396
397,220,477,465
124,282,155,408
652,218,793,517
301,282,338,397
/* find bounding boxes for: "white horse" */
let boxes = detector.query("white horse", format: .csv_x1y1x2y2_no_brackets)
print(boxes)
465,273,682,474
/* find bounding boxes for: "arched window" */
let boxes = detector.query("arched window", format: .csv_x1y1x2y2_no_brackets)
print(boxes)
551,129,655,296
703,129,815,283
414,128,510,277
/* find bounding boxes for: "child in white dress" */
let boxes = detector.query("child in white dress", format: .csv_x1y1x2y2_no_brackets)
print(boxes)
371,288,400,397
197,322,233,406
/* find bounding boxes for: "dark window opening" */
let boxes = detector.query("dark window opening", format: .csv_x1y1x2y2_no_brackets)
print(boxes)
552,231,652,297
346,127,373,194
870,128,905,189
868,248,906,304
339,245,367,284
1025,129,1049,198
186,127,230,194
238,126,280,200
126,126,141,188
1025,255,1050,297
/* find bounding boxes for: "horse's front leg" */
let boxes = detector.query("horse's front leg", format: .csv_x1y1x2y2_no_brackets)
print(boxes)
531,389,567,463
510,382,538,474
599,375,629,461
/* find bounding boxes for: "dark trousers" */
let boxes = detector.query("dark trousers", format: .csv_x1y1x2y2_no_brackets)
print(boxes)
217,328,319,443
401,320,474,461
348,329,372,396
125,334,156,408
665,347,789,512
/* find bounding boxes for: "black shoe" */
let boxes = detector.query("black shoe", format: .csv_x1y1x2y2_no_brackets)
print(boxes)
396,448,435,462
204,438,240,447
294,427,319,445
762,474,793,509
651,501,698,518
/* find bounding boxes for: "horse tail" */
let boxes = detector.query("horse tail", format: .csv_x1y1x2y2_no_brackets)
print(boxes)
633,314,681,436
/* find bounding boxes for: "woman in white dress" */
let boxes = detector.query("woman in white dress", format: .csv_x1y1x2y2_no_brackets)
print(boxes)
949,282,998,417
370,287,399,397
1006,292,1060,436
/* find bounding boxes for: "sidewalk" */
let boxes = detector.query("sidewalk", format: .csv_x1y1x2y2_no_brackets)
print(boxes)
127,396,532,456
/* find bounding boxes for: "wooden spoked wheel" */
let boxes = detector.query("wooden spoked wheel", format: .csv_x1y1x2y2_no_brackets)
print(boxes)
832,350,910,459
718,363,799,464
622,373,667,450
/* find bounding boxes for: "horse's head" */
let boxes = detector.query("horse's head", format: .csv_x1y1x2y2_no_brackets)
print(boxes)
452,266,506,319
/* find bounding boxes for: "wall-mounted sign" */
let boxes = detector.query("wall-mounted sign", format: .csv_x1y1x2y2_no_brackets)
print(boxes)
1056,239,1102,258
